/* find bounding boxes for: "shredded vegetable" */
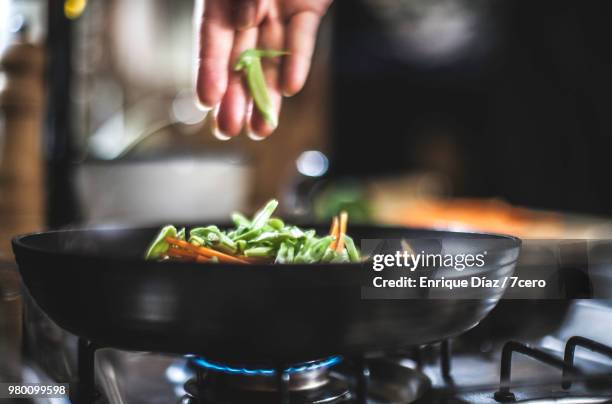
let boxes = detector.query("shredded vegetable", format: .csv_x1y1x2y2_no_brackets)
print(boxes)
144,199,361,264
234,49,289,128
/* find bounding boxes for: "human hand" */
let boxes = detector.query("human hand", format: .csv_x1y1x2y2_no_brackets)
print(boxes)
195,0,332,139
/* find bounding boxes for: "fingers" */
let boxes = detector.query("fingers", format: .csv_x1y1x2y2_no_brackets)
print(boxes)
196,0,235,108
216,27,259,137
249,11,284,137
231,0,269,30
282,11,321,97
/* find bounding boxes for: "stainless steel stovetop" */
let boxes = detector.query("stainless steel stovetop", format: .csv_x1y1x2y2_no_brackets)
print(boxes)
14,300,612,404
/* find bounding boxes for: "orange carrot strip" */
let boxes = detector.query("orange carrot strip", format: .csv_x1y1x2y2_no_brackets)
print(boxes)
329,216,340,249
167,247,201,259
336,211,348,252
169,248,211,263
166,248,197,261
168,247,211,263
165,237,249,264
329,216,339,236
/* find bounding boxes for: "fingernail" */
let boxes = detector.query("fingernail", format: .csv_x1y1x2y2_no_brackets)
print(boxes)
195,99,213,112
212,106,231,140
214,126,231,141
234,1,256,29
247,131,266,141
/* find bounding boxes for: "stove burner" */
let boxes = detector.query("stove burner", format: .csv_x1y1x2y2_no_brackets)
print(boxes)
189,355,343,377
178,357,433,404
182,356,349,403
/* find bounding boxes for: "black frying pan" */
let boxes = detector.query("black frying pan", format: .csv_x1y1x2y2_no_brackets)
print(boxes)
12,225,520,366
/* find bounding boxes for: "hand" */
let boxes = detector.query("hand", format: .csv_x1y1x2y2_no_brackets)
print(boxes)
195,0,332,139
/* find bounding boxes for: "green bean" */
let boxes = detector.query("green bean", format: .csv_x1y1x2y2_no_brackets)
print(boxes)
251,231,281,244
191,226,237,253
189,235,205,246
235,199,279,241
331,249,350,263
234,228,263,242
267,218,284,230
244,246,275,258
286,243,295,263
251,227,305,245
231,213,250,228
250,199,279,231
275,242,290,264
285,226,305,239
145,225,177,259
310,236,334,261
275,241,297,264
234,50,288,128
207,233,220,243
236,239,247,253
190,226,217,238
321,248,338,263
343,235,361,262
294,236,332,263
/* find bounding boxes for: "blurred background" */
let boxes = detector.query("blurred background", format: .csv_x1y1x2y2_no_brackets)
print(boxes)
2,0,612,258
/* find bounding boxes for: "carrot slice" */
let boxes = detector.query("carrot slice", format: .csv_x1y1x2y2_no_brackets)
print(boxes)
329,216,339,236
167,247,210,261
165,237,249,264
196,255,211,263
167,247,197,259
329,216,339,249
336,211,348,252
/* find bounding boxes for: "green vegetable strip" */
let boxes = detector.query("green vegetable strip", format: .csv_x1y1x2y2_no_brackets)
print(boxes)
321,248,338,263
343,235,361,262
235,200,278,241
189,235,205,246
267,218,284,230
244,246,275,258
231,213,250,228
286,243,295,263
310,236,334,261
247,59,276,127
275,242,290,264
331,249,350,263
234,49,289,128
145,225,177,259
250,199,279,230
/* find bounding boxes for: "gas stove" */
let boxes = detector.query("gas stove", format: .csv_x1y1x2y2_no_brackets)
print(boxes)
16,300,608,404
8,238,612,404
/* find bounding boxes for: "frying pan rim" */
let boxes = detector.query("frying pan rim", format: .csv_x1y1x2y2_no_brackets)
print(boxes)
11,224,521,270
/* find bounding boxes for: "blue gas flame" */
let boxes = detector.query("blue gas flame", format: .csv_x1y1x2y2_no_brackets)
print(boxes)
189,355,342,377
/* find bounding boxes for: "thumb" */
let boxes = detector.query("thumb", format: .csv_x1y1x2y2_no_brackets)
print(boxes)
232,0,269,30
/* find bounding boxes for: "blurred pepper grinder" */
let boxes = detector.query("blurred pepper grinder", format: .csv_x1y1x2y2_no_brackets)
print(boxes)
0,23,45,256
0,22,44,382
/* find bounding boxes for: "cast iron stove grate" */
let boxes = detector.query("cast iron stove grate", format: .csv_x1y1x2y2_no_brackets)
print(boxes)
73,336,612,403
